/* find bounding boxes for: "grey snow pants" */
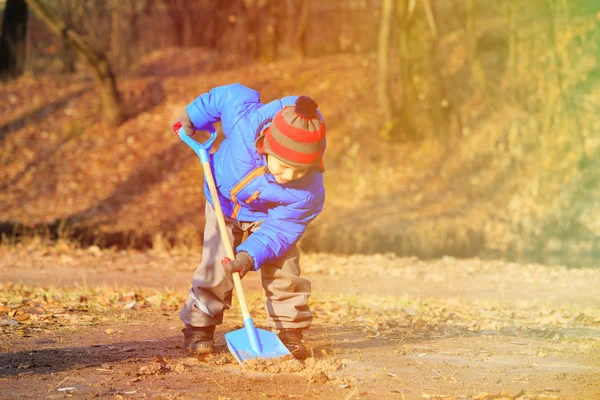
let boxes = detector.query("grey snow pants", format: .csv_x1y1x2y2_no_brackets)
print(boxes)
179,202,312,330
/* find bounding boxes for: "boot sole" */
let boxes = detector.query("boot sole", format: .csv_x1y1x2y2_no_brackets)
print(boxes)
187,346,214,356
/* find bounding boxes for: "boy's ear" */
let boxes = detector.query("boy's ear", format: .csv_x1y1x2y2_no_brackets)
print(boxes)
255,131,267,155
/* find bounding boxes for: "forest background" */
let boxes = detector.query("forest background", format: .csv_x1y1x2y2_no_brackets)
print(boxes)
1,0,600,267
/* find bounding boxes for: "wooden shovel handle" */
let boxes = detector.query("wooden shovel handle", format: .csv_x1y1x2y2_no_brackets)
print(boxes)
201,161,252,321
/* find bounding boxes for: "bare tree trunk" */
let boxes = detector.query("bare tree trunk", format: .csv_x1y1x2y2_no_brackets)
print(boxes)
25,0,124,127
295,0,311,59
182,7,195,47
124,1,139,67
166,0,186,46
378,0,394,140
110,8,120,64
596,15,600,70
422,0,452,137
421,0,437,40
263,0,279,63
397,0,415,111
338,1,347,52
0,0,29,80
56,0,82,73
465,0,486,93
244,0,260,59
507,0,518,102
545,0,586,159
60,3,76,73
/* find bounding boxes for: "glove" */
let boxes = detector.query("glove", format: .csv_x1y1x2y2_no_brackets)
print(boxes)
221,252,255,278
172,113,195,137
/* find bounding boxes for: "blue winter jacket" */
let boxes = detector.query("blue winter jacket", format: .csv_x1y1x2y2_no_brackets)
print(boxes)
185,83,326,270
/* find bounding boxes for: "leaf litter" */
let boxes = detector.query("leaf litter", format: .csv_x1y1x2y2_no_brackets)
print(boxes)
0,282,185,337
2,277,600,346
137,355,171,376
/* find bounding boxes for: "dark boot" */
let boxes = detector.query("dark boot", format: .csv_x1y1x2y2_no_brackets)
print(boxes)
182,325,215,355
278,328,308,360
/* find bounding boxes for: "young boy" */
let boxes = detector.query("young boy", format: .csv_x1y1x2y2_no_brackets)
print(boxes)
172,83,326,360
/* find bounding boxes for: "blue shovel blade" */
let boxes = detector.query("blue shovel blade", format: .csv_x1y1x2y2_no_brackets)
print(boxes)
225,322,291,363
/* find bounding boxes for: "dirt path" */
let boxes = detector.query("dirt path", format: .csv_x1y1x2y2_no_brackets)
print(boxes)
1,247,600,399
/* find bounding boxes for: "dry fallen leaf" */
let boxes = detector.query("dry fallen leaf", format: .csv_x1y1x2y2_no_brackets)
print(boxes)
413,319,427,329
0,318,19,327
124,300,136,310
144,295,162,307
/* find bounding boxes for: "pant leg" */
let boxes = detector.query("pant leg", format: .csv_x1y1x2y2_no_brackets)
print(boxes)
179,202,243,327
259,244,313,330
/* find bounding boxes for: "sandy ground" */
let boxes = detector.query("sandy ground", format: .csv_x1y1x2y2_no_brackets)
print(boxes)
1,248,599,399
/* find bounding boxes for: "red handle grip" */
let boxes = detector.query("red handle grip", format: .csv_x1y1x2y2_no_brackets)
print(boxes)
172,121,182,136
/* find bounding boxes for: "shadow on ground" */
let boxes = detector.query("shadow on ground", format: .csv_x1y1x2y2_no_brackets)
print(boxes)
0,335,183,378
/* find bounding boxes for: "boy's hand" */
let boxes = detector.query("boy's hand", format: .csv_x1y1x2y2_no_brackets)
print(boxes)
221,253,254,278
172,113,195,137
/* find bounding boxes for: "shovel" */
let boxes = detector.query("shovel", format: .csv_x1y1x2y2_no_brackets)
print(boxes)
177,125,291,364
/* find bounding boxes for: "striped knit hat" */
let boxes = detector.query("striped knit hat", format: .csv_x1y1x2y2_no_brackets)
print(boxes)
256,96,326,172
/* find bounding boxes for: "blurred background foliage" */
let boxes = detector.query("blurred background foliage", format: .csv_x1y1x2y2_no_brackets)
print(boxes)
1,0,599,266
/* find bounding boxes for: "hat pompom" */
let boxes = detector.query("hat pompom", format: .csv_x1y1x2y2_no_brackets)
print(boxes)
295,96,319,118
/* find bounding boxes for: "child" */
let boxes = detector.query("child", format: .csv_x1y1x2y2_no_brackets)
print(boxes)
172,83,326,360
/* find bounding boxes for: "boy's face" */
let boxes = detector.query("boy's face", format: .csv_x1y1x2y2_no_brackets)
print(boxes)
267,155,310,184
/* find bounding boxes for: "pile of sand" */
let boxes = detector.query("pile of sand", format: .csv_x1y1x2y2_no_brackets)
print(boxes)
242,356,344,383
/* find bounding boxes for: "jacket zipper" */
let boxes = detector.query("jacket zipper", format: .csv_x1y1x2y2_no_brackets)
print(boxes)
230,167,265,218
245,190,260,204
